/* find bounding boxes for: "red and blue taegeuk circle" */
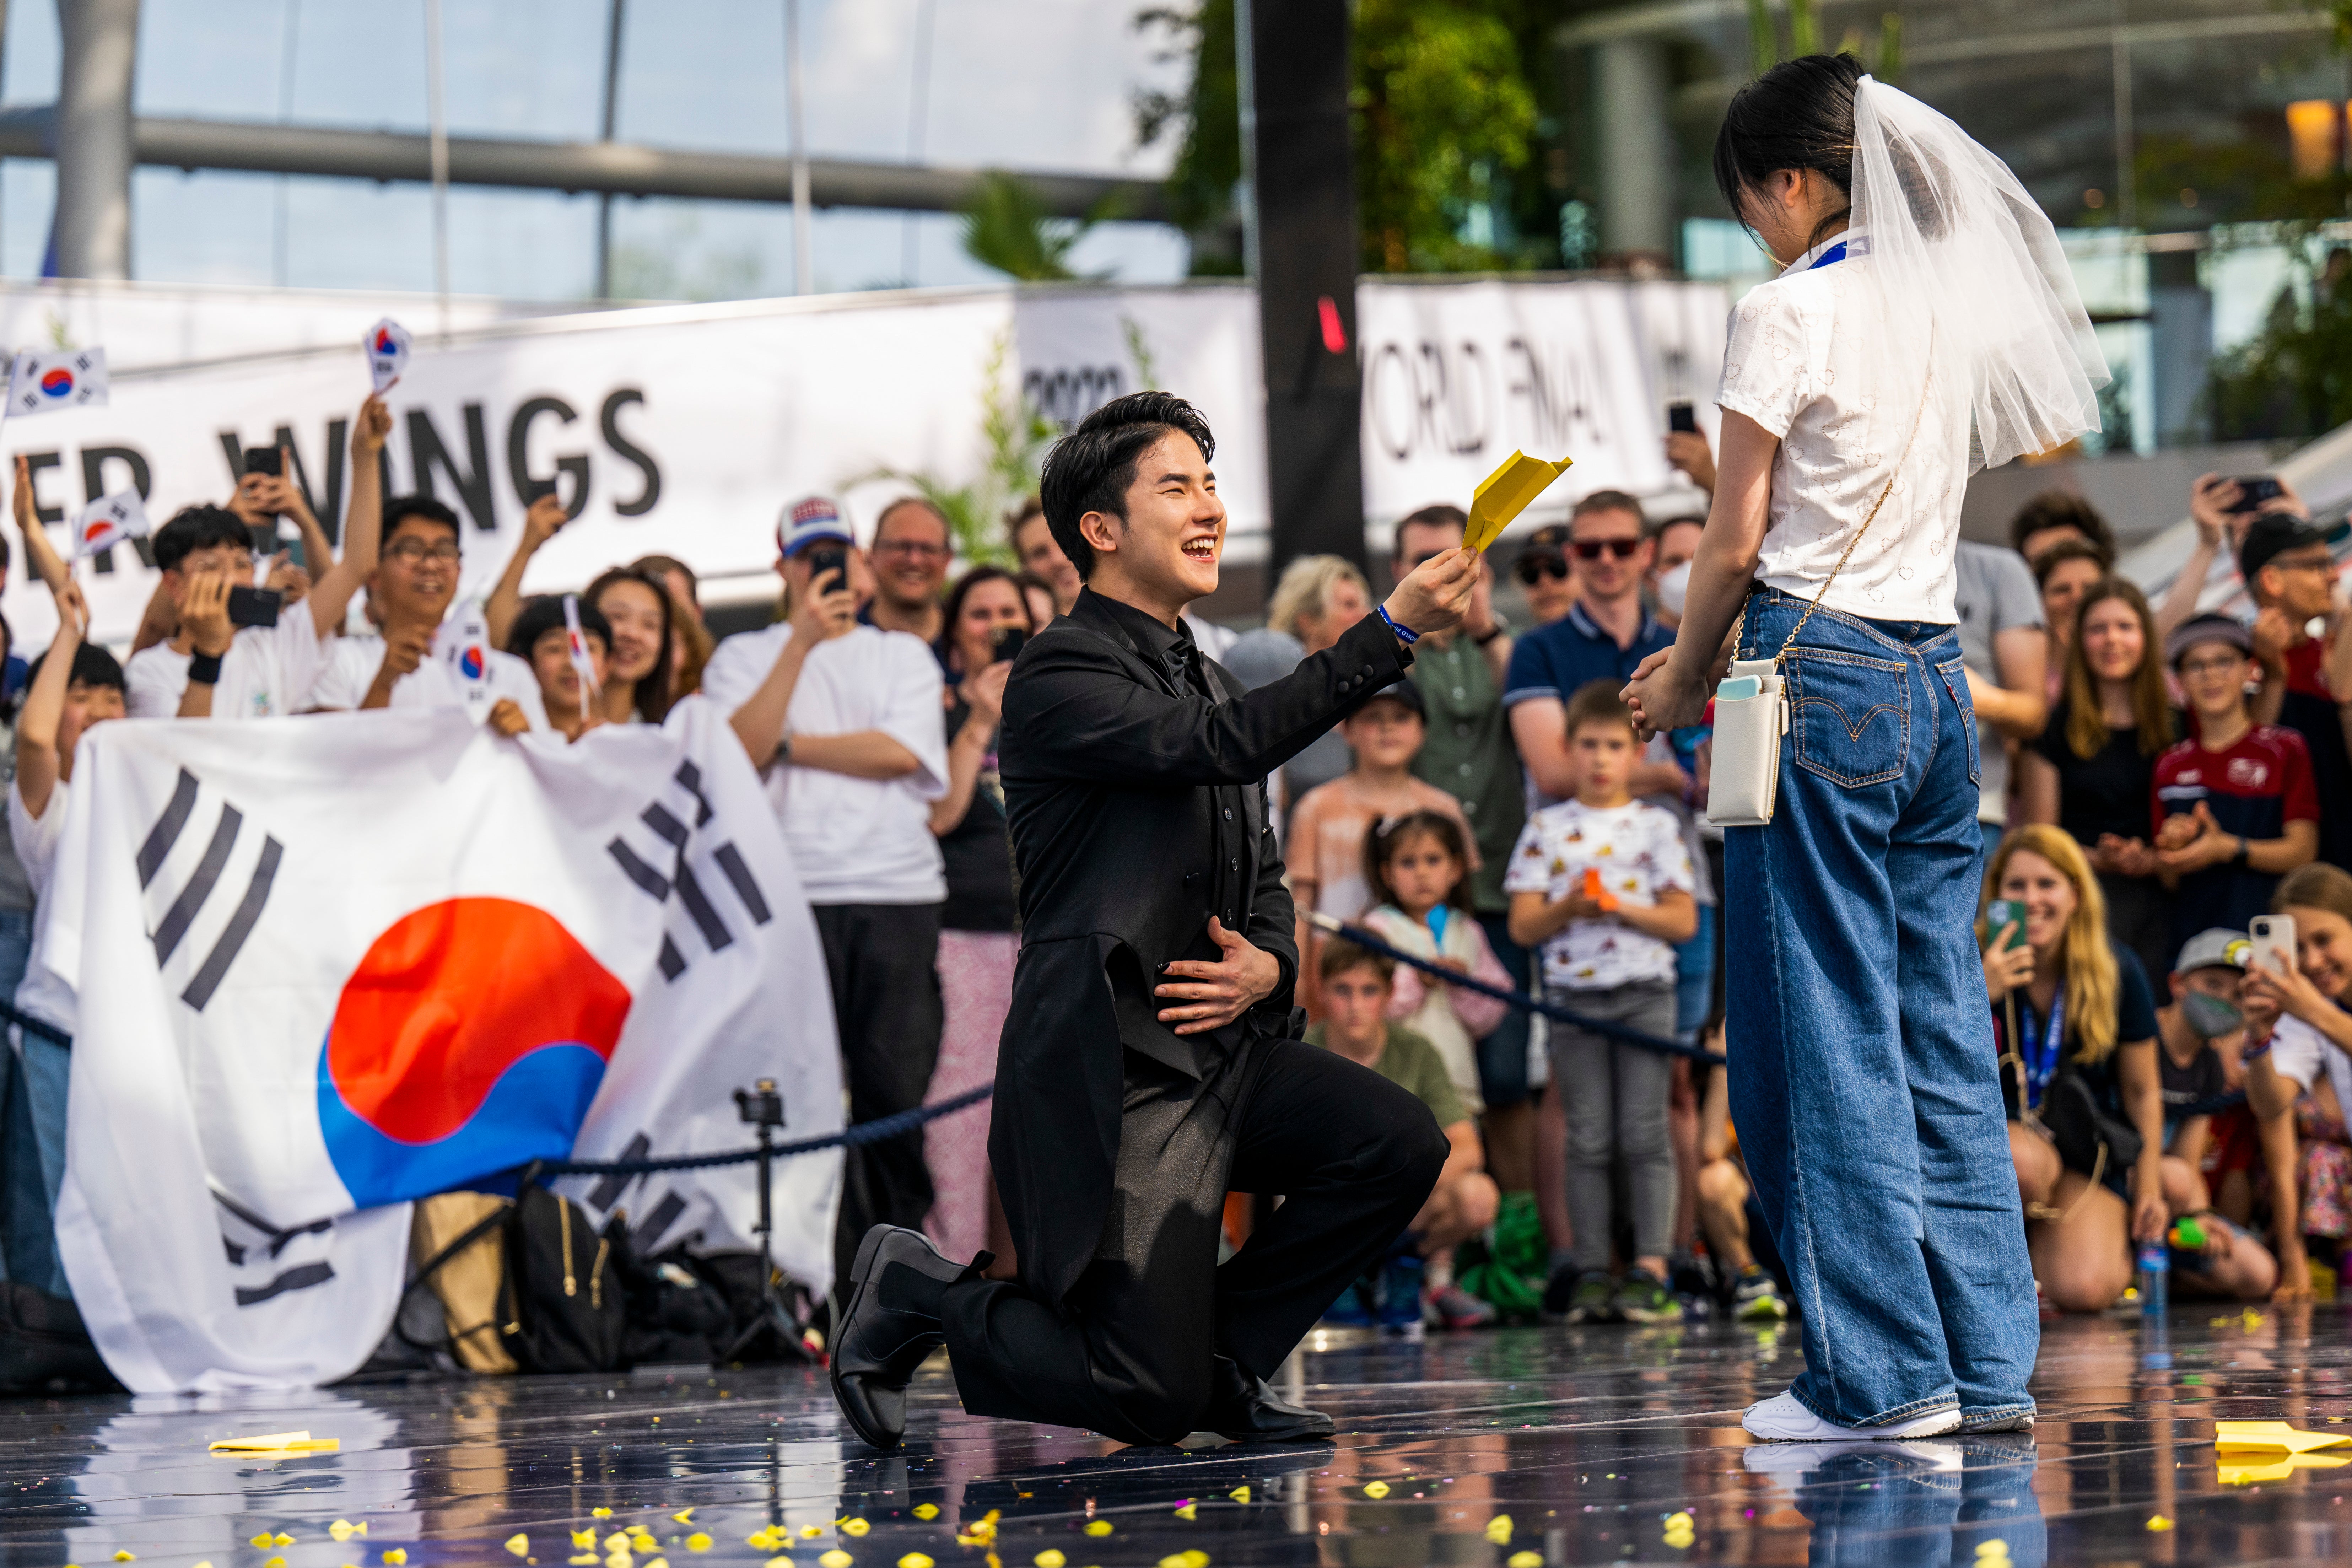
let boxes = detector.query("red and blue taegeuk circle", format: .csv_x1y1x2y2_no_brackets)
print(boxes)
459,646,486,680
373,328,397,356
38,368,72,398
317,897,632,1207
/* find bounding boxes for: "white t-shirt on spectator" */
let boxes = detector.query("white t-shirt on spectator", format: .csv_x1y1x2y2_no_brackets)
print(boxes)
2266,1015,2352,1130
123,606,332,720
1502,797,1696,991
1716,233,1972,624
700,622,949,905
306,632,548,727
8,775,66,904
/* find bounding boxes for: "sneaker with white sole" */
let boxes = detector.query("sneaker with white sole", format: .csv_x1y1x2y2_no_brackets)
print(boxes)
1956,1410,2035,1433
1741,1390,1962,1442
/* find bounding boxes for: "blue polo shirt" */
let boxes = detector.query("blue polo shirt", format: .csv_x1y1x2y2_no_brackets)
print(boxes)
1503,600,1674,714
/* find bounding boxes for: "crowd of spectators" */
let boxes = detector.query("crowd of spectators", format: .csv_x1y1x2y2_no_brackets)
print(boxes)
1,379,2349,1339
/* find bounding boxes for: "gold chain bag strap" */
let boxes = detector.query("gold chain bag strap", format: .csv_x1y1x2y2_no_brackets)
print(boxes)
1704,332,1936,828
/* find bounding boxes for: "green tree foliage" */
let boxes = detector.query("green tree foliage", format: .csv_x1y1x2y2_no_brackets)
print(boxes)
957,172,1108,283
2207,236,2352,442
1352,0,1538,273
1133,0,1246,273
852,330,1054,567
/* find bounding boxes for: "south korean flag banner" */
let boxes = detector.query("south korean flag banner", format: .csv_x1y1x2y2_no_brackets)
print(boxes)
35,699,842,1392
7,347,107,416
71,490,149,560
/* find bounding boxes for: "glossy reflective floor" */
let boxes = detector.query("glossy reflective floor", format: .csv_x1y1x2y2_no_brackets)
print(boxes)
9,1309,2352,1568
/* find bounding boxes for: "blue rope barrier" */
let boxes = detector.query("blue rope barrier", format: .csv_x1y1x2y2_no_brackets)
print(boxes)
530,1083,995,1176
1312,915,1721,1063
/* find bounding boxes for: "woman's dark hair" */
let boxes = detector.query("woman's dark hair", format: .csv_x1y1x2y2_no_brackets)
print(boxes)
1037,391,1216,580
505,593,611,662
935,564,1031,674
1712,53,1866,248
2012,492,2116,565
1364,809,1474,914
585,566,674,722
2032,535,2111,588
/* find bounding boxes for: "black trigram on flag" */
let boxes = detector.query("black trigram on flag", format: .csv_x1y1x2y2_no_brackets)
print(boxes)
606,760,771,982
137,767,283,1012
212,1187,338,1308
580,1130,690,1246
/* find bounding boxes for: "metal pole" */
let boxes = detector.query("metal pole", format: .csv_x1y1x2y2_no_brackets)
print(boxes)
425,0,450,337
1233,0,1259,279
901,0,934,286
2110,0,2135,230
595,0,624,299
53,0,140,280
783,0,811,295
274,0,298,287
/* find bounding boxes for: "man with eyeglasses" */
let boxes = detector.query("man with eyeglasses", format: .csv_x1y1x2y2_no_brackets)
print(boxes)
862,496,955,645
2242,505,2352,870
1504,491,1691,808
305,495,545,730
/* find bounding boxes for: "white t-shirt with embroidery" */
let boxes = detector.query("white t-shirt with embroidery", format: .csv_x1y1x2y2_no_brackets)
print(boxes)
123,604,333,720
1716,234,1971,625
1503,797,1696,991
306,631,549,728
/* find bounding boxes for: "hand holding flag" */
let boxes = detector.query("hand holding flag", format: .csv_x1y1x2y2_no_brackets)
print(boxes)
364,319,411,393
562,593,603,713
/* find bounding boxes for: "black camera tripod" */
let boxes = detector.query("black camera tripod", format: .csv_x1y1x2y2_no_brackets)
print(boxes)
722,1078,820,1365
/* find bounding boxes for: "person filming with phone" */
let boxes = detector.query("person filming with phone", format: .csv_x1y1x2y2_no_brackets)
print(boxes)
918,564,1034,1274
123,395,389,720
702,495,950,1298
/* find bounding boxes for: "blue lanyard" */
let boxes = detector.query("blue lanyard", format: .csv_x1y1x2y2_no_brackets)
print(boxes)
2018,989,2066,1110
1425,905,1450,946
1808,240,1848,270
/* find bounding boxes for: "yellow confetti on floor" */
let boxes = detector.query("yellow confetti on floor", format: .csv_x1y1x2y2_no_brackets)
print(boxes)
684,1536,711,1553
274,1536,296,1548
382,1551,408,1564
671,1513,693,1525
1084,1521,1113,1538
251,1537,275,1549
800,1527,824,1541
507,1535,531,1557
592,1511,613,1520
819,1554,853,1568
115,1553,137,1561
897,1556,933,1568
911,1505,939,1523
1033,1553,1066,1568
1226,1487,1249,1505
330,1523,363,1543
1484,1515,1513,1545
838,1520,870,1538
1361,1482,1390,1499
2147,1516,2175,1531
764,1559,792,1568
571,1555,600,1563
1974,1545,2009,1562
1172,1503,1197,1521
1507,1554,1543,1568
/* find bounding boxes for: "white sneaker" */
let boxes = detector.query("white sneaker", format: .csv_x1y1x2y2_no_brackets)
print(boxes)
1741,1390,1963,1442
1957,1411,2035,1434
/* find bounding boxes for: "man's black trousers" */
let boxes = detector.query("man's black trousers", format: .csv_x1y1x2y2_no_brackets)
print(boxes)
813,901,943,1295
940,1035,1445,1445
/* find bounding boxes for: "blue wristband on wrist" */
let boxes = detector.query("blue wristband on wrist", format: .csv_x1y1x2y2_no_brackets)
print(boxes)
1376,605,1419,645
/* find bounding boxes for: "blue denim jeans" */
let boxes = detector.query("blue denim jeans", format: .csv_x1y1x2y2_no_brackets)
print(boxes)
1725,590,2037,1430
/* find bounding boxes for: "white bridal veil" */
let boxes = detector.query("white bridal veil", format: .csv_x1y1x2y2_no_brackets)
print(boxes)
1850,75,2109,472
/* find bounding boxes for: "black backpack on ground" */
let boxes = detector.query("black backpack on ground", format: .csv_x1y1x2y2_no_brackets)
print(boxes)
404,1176,628,1374
0,1283,120,1394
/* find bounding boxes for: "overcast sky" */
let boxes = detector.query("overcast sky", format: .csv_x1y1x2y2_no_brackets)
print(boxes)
0,0,1191,298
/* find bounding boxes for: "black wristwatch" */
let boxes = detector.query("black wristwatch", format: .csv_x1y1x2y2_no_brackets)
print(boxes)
1471,612,1510,647
2229,837,2250,869
188,650,224,685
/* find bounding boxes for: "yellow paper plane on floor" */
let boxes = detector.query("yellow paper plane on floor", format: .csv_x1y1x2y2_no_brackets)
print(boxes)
2215,1420,2352,1454
1466,452,1575,554
207,1432,340,1454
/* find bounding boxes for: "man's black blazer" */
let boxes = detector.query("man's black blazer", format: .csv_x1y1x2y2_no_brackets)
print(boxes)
991,586,1414,1307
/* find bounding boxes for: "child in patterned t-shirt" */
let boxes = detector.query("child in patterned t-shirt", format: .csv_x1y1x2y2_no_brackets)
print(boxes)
1505,680,1696,1326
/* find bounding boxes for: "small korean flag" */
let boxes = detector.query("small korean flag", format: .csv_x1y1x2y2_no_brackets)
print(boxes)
562,593,602,705
71,489,149,559
364,318,410,392
440,599,495,721
7,348,108,417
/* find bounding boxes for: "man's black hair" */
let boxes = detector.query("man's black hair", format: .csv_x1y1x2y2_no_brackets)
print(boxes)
504,593,611,661
383,494,462,548
1037,391,1216,580
25,641,125,694
151,505,251,573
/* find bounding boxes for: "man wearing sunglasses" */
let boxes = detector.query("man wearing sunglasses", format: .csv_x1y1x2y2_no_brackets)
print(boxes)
1503,492,1692,807
1511,525,1578,627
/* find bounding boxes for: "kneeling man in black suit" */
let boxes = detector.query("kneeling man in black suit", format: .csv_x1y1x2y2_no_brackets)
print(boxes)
830,391,1477,1448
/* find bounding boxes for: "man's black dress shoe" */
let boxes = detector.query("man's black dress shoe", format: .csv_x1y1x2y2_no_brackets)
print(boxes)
1204,1354,1336,1442
830,1225,975,1449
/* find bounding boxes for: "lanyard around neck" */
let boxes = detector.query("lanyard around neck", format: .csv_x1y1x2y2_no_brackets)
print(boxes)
2019,987,2067,1110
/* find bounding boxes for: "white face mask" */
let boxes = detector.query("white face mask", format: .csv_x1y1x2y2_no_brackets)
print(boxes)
1656,559,1693,618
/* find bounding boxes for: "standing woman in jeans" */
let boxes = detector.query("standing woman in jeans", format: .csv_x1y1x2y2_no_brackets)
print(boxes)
1625,54,2107,1440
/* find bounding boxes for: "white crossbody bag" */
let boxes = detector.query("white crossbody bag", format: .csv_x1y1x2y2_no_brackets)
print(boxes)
1705,354,1934,828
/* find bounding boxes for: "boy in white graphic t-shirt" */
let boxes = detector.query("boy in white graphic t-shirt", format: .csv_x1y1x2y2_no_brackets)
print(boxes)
1506,679,1697,1327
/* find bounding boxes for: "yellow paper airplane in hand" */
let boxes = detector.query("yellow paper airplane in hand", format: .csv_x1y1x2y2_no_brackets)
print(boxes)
1466,451,1574,554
